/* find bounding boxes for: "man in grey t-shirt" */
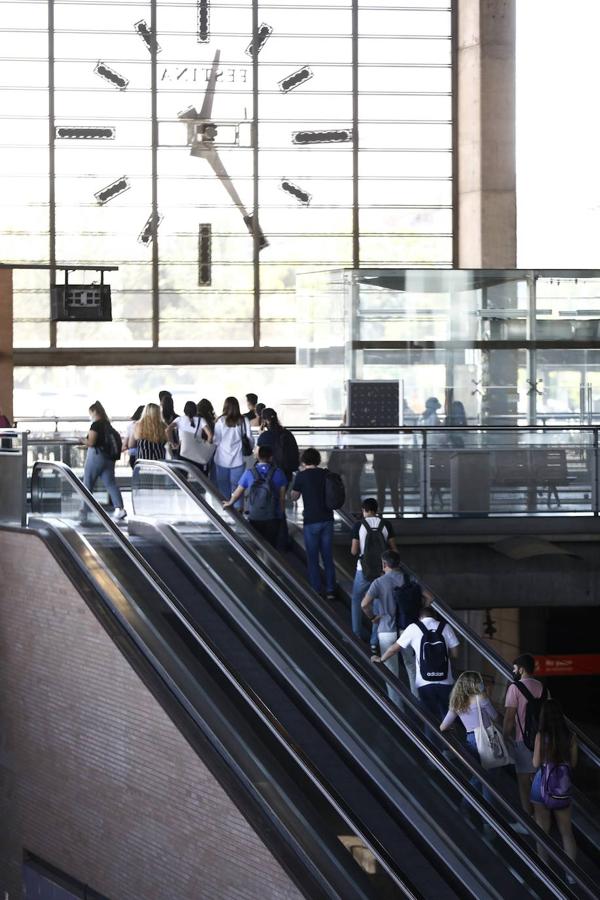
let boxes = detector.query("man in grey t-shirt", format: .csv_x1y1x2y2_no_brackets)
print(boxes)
361,550,417,704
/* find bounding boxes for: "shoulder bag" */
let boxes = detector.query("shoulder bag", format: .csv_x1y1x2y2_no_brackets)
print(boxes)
180,419,215,466
474,695,513,769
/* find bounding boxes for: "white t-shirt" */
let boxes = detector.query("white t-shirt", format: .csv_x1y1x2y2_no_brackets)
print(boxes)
173,415,208,436
353,516,393,573
213,416,254,468
397,617,459,688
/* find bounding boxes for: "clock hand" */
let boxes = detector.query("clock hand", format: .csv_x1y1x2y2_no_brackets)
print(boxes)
195,143,248,216
198,49,220,122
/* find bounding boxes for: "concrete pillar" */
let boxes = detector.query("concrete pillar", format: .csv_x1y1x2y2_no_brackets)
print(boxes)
0,267,13,422
455,0,516,267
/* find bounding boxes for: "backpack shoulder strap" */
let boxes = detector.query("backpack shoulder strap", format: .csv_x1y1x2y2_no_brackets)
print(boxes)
361,520,373,533
435,620,446,635
415,620,427,635
514,681,534,703
375,518,385,533
265,464,276,485
251,464,263,483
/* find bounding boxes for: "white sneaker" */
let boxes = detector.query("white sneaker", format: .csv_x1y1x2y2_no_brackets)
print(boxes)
113,507,127,520
509,820,529,835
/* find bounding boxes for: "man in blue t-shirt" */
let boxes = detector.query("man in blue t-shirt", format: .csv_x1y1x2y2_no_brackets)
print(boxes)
223,445,287,547
291,448,336,599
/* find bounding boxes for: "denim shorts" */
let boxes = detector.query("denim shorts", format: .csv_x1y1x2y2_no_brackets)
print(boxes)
513,740,535,774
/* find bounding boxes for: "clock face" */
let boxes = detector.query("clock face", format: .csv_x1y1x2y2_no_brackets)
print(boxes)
10,0,451,350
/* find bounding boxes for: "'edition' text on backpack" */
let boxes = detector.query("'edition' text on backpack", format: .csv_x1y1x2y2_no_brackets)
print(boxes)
103,426,122,462
540,762,572,810
416,620,449,681
246,465,277,521
392,572,422,631
360,520,387,581
324,469,346,510
514,681,548,751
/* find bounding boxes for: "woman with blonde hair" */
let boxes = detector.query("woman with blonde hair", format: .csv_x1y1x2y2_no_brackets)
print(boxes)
440,671,500,803
134,402,167,461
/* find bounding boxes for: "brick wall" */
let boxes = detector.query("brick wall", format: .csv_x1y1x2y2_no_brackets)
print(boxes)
0,529,303,900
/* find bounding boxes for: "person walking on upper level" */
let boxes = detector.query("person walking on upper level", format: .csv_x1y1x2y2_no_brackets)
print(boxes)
166,400,214,473
213,396,254,509
83,401,126,520
291,448,336,600
135,403,167,461
122,404,143,470
503,653,548,822
245,392,259,423
350,498,397,646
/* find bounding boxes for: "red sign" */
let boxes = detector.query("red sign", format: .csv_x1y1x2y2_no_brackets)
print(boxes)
534,655,600,677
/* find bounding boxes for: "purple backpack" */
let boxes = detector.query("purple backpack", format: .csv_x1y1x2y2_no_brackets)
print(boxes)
540,763,572,810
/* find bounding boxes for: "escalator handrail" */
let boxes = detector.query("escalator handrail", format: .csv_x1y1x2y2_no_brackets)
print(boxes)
129,458,591,896
333,508,600,768
28,460,421,898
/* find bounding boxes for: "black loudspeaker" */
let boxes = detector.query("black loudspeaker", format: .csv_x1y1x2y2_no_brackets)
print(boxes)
51,284,112,321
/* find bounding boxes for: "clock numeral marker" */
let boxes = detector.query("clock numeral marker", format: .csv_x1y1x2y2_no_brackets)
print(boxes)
94,61,129,91
94,176,130,206
134,19,161,54
281,179,311,206
292,128,353,145
198,224,212,286
197,0,210,43
138,212,162,246
55,126,116,140
243,214,268,251
279,66,313,94
245,24,272,58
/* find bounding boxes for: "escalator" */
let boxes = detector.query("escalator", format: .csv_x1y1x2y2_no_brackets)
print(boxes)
118,458,598,898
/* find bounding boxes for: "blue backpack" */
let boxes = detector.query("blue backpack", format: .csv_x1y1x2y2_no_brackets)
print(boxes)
246,464,277,521
540,763,572,810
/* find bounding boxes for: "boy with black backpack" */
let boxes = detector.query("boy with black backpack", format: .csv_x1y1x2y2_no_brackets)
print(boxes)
372,601,459,719
222,445,287,547
503,653,548,821
362,550,422,702
350,498,397,646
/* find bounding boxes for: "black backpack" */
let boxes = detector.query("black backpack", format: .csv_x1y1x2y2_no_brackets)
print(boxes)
514,681,548,751
246,464,277,521
324,469,345,510
360,520,387,581
273,428,299,476
416,620,449,682
392,571,422,631
103,426,122,462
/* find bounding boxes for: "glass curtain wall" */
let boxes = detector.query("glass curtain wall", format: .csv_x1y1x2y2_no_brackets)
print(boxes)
2,0,452,368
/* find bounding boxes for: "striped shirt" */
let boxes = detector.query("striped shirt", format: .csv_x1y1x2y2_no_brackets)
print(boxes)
137,439,166,461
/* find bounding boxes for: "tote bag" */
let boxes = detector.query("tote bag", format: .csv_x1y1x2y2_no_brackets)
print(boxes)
180,420,215,466
474,695,513,770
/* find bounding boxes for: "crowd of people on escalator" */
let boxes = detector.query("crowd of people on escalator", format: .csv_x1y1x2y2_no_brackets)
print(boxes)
80,391,580,877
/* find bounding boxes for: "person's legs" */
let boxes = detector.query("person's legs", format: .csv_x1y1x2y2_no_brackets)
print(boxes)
98,458,124,509
319,520,336,593
250,518,279,547
398,640,418,696
228,463,246,509
213,463,231,498
532,802,552,864
373,464,387,514
351,570,371,640
513,742,536,816
554,806,577,863
303,522,322,593
418,683,452,723
378,631,401,705
83,450,101,494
